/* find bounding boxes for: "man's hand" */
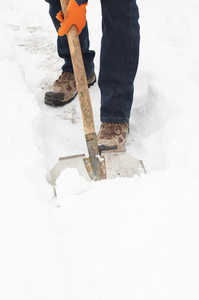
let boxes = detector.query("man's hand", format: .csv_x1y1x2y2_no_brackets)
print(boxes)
56,0,88,36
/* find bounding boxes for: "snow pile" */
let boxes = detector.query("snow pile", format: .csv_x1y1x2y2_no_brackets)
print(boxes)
54,171,199,299
0,0,199,299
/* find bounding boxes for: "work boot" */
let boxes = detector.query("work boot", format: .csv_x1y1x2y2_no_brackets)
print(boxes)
97,122,129,153
44,70,96,106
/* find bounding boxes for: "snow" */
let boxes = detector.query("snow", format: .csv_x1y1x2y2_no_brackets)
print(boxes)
0,0,199,299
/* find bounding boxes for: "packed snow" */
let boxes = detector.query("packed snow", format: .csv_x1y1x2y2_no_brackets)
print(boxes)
0,0,199,299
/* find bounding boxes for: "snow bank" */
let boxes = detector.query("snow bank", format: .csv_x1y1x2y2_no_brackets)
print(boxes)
0,6,60,300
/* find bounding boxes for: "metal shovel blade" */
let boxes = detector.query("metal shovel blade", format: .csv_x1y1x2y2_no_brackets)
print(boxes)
50,151,146,196
50,151,146,184
101,150,146,179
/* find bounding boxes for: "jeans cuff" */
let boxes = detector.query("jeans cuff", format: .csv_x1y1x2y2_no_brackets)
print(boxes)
100,117,129,124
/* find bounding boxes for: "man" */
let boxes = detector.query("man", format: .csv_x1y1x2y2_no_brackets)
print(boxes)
44,0,140,151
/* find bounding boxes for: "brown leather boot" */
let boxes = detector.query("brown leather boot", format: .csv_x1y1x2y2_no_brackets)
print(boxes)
97,122,129,152
44,70,96,106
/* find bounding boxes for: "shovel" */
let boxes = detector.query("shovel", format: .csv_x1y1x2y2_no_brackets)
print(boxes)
50,0,146,196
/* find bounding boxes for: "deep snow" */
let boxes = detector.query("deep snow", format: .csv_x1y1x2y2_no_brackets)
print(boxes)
0,0,199,299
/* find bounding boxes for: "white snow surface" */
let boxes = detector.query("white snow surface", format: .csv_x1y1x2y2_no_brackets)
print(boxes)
1,0,199,299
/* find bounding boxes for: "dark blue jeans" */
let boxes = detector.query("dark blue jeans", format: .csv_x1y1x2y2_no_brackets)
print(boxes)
45,0,140,123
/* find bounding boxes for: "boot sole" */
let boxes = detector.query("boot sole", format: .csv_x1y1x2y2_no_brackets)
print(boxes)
44,77,96,107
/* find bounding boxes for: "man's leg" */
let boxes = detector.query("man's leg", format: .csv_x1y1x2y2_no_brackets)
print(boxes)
99,0,140,123
45,0,95,74
97,0,140,150
44,0,96,106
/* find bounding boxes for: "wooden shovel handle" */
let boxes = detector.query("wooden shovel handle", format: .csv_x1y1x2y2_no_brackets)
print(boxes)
60,0,95,135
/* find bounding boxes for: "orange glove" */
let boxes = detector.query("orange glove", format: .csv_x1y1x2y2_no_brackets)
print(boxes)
56,0,87,36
